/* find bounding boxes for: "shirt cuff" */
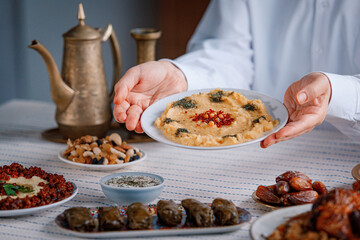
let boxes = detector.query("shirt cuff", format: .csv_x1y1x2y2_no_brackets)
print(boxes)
159,58,200,91
322,72,360,120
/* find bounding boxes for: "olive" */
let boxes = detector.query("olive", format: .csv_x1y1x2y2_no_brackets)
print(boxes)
97,157,105,165
95,139,102,146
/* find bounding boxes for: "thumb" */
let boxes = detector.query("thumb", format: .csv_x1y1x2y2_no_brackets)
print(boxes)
296,74,330,105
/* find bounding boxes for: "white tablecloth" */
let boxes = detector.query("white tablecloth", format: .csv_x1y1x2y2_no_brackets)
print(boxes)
0,99,359,240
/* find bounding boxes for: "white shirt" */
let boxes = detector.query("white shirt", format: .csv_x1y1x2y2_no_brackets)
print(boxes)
171,0,360,141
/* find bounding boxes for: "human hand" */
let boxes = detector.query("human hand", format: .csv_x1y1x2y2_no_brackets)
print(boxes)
113,61,187,133
261,72,332,148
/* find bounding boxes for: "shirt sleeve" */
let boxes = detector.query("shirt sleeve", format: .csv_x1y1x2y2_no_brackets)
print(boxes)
322,72,360,141
170,0,254,91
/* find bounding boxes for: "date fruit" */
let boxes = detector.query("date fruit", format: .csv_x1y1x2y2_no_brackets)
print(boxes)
312,181,328,195
256,185,281,204
266,184,277,195
289,177,313,191
280,194,292,206
276,171,312,184
287,190,318,205
276,181,290,195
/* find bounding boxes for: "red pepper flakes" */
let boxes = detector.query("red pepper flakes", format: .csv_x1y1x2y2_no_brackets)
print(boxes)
191,109,234,128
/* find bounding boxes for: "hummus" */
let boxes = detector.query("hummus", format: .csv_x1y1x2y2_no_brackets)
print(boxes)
154,89,278,147
0,176,48,200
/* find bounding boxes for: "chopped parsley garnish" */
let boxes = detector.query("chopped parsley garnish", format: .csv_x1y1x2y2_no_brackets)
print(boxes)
172,98,196,109
18,185,33,193
164,118,175,124
253,115,266,124
3,184,18,196
3,183,33,196
223,134,237,138
243,103,256,111
176,128,189,136
209,90,224,102
209,90,234,102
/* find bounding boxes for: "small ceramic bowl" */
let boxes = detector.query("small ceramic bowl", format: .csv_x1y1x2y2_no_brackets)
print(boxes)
100,172,164,205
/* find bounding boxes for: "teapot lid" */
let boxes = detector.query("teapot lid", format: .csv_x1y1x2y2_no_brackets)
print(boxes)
63,3,101,40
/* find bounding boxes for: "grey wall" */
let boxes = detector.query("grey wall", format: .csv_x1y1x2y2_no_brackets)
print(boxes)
0,0,157,104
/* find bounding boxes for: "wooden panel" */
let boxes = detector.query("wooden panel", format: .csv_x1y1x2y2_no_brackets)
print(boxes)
156,0,210,59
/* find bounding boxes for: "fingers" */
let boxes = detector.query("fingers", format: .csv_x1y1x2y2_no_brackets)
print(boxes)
134,121,144,133
125,105,143,131
296,73,331,105
113,67,140,105
113,101,130,122
261,114,318,148
113,101,144,133
262,125,314,148
261,134,276,148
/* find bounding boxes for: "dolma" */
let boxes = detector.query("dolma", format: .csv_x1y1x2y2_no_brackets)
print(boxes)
98,207,124,231
211,198,239,225
156,200,182,226
181,199,213,227
126,202,152,230
64,207,97,232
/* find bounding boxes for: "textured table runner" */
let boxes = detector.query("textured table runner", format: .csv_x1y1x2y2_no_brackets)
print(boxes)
0,99,359,240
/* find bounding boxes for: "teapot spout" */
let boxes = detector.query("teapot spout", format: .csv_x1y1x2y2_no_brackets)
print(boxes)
28,40,75,112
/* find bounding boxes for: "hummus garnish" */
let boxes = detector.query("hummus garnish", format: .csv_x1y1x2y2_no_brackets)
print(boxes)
155,89,278,147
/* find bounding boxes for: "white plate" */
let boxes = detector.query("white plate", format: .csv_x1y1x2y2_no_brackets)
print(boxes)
55,205,251,238
56,223,248,239
249,204,312,240
0,182,78,217
251,191,282,210
58,149,147,171
352,163,360,183
141,88,288,150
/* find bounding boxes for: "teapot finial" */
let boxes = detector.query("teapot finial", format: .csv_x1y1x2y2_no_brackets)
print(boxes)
77,3,85,25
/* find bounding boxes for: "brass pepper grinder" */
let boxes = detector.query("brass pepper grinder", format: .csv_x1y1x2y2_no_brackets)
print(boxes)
130,28,162,64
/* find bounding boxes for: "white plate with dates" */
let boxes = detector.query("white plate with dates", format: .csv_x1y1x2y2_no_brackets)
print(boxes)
141,88,288,150
58,149,147,171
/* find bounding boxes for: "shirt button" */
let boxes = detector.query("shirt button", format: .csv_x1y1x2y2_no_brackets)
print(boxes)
321,1,329,8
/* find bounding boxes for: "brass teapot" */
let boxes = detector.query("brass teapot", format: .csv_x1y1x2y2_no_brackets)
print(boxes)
29,3,121,139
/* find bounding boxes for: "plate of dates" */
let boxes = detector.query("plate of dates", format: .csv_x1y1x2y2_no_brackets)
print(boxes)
253,171,328,209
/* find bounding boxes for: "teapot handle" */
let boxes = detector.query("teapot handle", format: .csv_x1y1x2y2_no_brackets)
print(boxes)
102,24,122,100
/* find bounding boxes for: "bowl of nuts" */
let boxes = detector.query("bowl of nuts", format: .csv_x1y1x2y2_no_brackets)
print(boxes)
58,133,147,171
